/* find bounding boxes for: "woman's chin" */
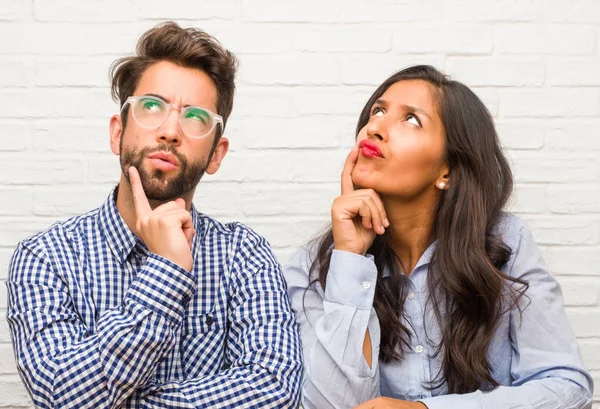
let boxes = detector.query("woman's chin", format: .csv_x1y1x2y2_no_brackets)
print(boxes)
351,176,378,192
351,167,376,189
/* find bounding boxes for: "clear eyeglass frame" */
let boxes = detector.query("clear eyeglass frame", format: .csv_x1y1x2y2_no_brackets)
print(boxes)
122,95,223,139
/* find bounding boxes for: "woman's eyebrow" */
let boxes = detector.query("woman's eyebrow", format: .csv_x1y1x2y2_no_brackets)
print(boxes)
374,99,431,121
401,104,431,120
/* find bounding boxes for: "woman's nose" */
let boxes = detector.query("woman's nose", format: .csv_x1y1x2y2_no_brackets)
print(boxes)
366,115,387,141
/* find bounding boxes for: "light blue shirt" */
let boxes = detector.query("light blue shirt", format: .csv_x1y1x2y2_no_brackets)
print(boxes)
284,214,593,409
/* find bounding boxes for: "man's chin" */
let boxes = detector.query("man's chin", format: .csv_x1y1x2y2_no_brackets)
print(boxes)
143,185,184,202
121,156,205,201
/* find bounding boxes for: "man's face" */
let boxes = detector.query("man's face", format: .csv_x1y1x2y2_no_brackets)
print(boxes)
110,60,228,202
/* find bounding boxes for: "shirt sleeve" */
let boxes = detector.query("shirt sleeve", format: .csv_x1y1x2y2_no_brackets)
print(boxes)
6,243,196,409
419,221,593,409
284,246,382,409
124,227,303,409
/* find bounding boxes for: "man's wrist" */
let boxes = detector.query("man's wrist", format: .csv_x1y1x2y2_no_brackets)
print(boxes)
126,253,197,324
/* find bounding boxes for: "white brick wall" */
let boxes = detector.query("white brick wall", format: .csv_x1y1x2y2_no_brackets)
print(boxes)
1,1,599,407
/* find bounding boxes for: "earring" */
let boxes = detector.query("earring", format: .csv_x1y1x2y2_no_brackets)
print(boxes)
438,182,446,189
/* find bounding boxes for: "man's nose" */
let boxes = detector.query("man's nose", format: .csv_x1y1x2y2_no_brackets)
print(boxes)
156,108,183,145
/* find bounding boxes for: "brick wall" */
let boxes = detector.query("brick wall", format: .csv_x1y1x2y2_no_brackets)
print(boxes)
1,0,599,407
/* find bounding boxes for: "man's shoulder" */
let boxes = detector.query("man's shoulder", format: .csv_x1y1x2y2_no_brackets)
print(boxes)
199,214,269,246
198,214,279,268
18,207,102,253
9,207,103,282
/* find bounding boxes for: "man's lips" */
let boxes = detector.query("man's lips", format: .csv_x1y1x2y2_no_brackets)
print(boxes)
358,140,383,158
147,152,179,171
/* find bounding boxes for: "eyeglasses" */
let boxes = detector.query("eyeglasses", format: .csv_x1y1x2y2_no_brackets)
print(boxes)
122,95,223,139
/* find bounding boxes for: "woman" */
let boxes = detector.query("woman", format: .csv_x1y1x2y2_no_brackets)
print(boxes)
284,65,593,409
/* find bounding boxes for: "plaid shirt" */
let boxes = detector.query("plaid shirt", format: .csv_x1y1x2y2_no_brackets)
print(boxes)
6,189,302,408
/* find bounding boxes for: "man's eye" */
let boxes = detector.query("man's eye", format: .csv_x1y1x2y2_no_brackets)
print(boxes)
185,109,210,124
141,100,164,111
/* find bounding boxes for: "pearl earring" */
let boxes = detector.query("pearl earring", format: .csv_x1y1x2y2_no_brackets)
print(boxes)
438,182,446,189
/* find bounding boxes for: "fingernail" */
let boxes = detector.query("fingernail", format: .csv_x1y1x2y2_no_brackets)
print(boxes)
384,218,390,227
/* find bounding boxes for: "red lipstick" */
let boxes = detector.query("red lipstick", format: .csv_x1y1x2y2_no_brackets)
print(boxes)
358,140,383,158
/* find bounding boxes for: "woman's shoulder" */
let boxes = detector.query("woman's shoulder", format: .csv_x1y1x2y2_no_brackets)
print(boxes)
493,212,544,279
284,237,323,282
491,212,532,249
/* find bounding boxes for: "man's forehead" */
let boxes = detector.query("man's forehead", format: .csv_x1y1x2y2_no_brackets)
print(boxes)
134,61,218,110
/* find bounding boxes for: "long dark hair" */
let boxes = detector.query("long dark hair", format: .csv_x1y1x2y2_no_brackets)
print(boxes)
308,65,528,394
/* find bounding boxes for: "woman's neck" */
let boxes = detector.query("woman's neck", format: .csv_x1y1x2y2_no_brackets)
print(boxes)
382,194,438,275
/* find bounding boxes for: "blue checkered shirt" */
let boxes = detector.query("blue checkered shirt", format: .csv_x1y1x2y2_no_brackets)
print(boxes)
6,189,302,408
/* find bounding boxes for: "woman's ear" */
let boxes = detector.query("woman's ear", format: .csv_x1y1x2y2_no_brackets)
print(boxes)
435,163,451,190
436,177,449,190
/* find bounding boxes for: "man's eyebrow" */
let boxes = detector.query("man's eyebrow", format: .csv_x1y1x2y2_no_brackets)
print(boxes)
144,93,168,102
143,93,195,108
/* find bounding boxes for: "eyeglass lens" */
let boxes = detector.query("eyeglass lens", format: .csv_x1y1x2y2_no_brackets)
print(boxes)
132,97,215,138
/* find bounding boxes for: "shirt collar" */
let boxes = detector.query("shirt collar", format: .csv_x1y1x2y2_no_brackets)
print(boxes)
380,240,438,278
97,187,201,263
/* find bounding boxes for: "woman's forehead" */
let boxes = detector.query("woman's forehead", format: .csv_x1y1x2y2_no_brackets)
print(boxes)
380,80,437,109
377,80,441,123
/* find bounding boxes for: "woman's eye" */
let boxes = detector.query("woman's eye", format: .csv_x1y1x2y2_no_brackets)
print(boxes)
406,114,420,126
371,107,384,116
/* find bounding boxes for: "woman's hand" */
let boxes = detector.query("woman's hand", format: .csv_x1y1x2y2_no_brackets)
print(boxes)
353,397,428,409
332,145,389,256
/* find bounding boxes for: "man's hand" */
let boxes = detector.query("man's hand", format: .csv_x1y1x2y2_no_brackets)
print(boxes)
332,145,389,256
353,397,428,409
129,166,195,271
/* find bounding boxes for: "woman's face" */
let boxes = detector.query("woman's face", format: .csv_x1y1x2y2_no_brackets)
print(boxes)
352,79,449,201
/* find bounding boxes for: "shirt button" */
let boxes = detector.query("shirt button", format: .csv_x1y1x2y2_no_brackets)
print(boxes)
361,281,371,289
415,345,424,353
407,291,415,300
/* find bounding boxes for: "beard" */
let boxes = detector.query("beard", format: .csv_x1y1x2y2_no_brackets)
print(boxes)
120,142,209,201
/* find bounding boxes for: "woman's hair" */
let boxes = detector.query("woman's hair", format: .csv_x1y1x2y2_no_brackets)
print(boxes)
308,65,528,394
109,21,238,140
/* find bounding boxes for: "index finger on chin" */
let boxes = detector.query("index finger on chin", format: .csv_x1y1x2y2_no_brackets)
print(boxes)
341,145,359,195
128,166,152,217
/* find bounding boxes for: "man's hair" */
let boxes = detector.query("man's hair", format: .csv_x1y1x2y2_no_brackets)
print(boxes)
110,21,238,139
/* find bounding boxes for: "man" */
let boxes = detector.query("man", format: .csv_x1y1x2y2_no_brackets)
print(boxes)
6,22,302,408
